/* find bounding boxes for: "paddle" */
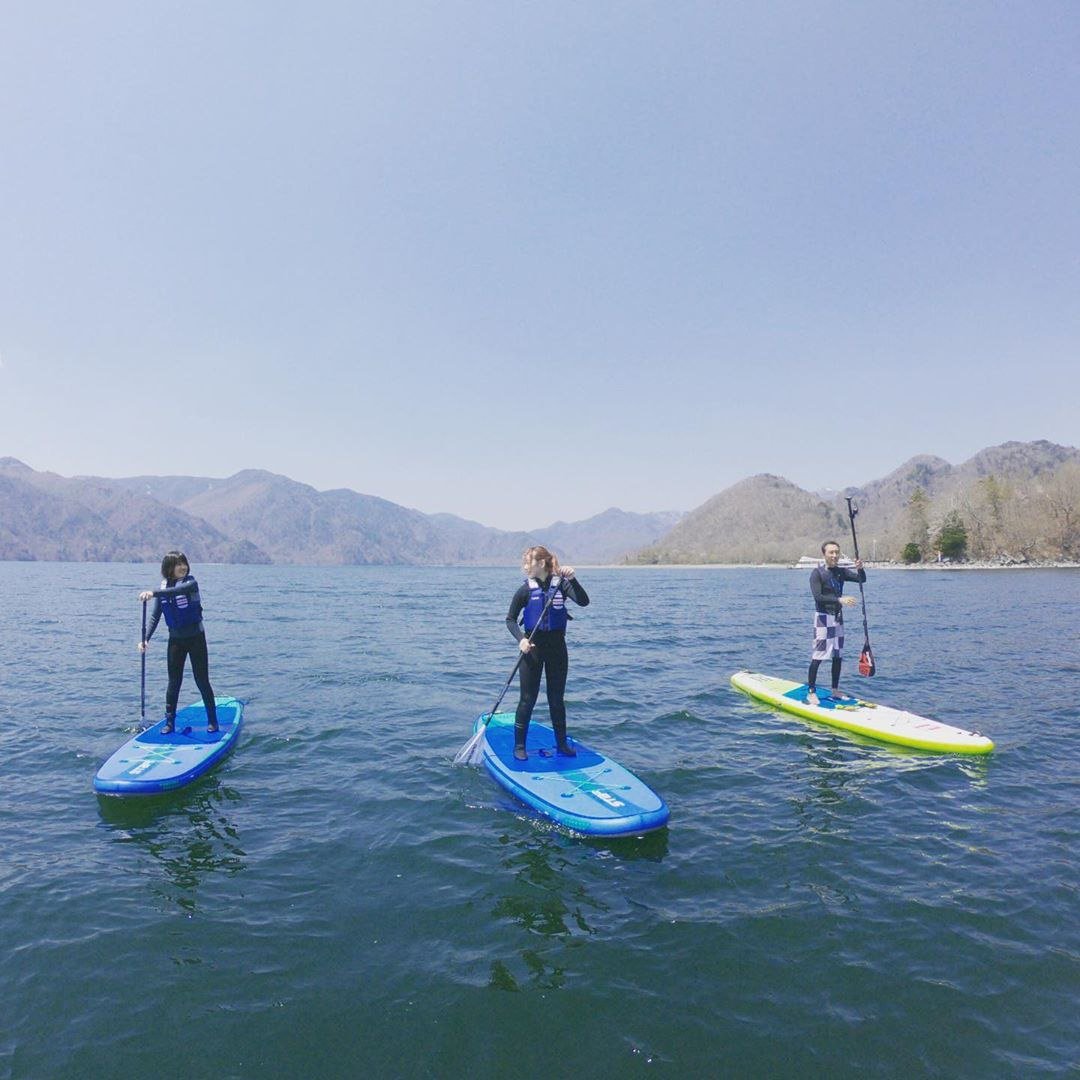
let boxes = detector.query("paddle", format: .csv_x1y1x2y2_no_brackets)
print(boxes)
453,575,569,766
845,497,876,676
140,598,147,725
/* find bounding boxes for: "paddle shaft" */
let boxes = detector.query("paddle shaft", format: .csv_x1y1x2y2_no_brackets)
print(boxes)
482,577,569,725
140,599,147,722
845,498,872,646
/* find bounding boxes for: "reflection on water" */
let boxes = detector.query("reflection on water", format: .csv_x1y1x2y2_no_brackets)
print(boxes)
484,832,605,991
495,833,607,935
488,959,524,991
789,740,870,831
97,781,247,912
787,730,994,841
488,948,568,992
584,828,670,862
485,823,669,992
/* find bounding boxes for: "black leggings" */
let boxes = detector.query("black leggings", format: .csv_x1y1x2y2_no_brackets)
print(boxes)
808,655,842,691
514,634,569,747
166,632,217,723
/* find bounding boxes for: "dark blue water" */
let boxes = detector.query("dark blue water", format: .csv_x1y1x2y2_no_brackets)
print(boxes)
2,564,1077,1077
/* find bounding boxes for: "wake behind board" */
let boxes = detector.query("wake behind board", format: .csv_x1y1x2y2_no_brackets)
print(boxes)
731,672,993,754
474,712,670,837
94,698,244,795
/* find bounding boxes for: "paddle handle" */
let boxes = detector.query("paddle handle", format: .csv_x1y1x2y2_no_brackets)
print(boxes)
845,497,863,561
140,599,147,723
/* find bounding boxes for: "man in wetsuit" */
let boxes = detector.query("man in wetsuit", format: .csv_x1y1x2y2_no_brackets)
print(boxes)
807,540,865,705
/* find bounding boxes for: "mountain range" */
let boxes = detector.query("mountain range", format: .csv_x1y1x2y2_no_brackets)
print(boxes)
0,458,678,565
2,440,1076,565
633,440,1080,563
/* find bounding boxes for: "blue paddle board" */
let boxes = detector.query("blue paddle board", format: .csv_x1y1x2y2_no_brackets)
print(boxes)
473,711,669,837
94,697,244,795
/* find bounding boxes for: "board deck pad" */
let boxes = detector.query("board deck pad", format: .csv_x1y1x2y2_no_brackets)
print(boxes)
94,697,244,795
476,711,669,836
731,671,993,754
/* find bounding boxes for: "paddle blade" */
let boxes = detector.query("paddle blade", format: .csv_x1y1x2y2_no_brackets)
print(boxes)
858,646,876,677
453,725,487,767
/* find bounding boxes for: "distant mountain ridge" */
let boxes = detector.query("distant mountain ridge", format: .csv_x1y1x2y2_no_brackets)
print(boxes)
0,458,268,564
3,440,1076,565
536,507,684,564
634,440,1080,564
833,440,1080,562
635,475,848,564
1,458,681,565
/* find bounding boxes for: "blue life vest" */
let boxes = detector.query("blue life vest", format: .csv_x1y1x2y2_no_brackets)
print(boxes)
160,576,204,633
522,576,568,632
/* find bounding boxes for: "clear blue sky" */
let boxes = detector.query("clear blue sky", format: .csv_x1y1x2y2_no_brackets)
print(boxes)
2,3,1077,530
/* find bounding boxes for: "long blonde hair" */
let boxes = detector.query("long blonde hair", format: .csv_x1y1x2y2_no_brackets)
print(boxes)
521,545,560,578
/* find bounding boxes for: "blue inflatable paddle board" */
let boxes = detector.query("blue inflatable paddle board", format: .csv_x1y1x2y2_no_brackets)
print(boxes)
473,711,669,836
94,698,244,795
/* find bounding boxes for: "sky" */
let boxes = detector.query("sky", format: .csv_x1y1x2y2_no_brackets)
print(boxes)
1,2,1077,530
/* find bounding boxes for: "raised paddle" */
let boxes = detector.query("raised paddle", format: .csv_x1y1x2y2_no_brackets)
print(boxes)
453,575,569,766
845,497,876,676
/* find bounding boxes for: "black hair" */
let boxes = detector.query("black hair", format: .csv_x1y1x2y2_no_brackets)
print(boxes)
161,550,190,579
821,540,841,554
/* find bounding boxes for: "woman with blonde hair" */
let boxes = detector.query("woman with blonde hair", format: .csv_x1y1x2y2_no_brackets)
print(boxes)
504,545,590,761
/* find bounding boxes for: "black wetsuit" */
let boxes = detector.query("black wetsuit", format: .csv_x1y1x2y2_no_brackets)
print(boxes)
809,564,866,616
807,563,866,691
505,576,589,750
145,577,217,726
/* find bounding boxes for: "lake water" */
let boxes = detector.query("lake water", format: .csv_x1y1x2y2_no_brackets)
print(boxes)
1,563,1077,1077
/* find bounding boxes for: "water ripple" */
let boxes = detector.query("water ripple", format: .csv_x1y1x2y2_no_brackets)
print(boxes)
0,563,1077,1076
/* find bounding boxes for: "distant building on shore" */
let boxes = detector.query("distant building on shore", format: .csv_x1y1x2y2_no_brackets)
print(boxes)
792,554,856,569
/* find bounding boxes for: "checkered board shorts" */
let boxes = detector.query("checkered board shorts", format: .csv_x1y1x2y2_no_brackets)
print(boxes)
811,611,845,659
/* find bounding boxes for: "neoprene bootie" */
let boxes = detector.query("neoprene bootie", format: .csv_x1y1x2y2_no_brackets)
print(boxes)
513,718,529,760
552,718,576,756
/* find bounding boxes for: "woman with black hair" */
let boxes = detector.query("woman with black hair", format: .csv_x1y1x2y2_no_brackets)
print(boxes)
139,551,218,735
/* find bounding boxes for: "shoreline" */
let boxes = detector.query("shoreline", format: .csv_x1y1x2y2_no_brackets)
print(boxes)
595,561,1080,571
3,558,1078,572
